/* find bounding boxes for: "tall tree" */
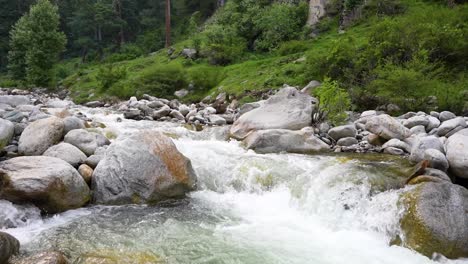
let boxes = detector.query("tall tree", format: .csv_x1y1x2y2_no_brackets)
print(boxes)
8,0,66,86
165,0,171,47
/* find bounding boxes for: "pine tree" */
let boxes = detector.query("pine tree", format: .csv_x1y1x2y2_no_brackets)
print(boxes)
8,0,66,86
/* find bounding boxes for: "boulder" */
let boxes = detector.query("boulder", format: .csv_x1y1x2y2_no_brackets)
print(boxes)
439,111,456,122
328,124,357,141
12,251,68,264
170,110,185,121
85,155,103,169
424,168,451,182
0,119,14,149
403,116,429,129
0,95,30,107
365,114,411,140
426,116,440,131
239,101,264,115
383,147,405,156
400,182,468,258
208,115,227,126
3,111,25,123
445,133,468,179
382,139,410,153
63,116,85,134
437,117,466,137
423,149,449,172
18,117,64,156
78,164,93,185
92,131,197,205
84,101,104,108
152,105,171,120
0,156,90,213
0,232,19,264
64,129,110,156
43,143,87,168
243,128,330,154
231,87,314,139
337,137,358,147
174,89,189,99
123,109,142,120
409,136,444,163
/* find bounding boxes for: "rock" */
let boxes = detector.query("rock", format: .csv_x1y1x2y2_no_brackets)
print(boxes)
84,101,104,108
64,129,110,156
403,116,429,129
152,105,171,120
85,155,102,169
63,116,85,134
28,109,50,122
181,48,197,59
356,110,378,124
382,139,410,153
301,80,321,94
47,100,74,109
204,106,217,115
239,101,264,115
170,110,185,121
424,168,451,182
0,156,90,213
365,114,411,140
178,104,190,116
400,182,468,258
174,89,189,99
409,125,426,135
409,136,444,163
3,110,25,123
437,117,467,137
123,109,142,120
328,125,357,142
337,137,358,147
0,119,14,149
0,232,20,264
0,95,30,107
92,131,197,205
147,100,166,109
439,111,456,122
12,251,68,264
18,117,64,156
446,133,468,179
231,87,314,139
208,115,227,126
366,133,385,146
423,149,449,172
43,143,87,168
426,116,440,131
243,128,330,154
383,147,405,156
78,164,93,185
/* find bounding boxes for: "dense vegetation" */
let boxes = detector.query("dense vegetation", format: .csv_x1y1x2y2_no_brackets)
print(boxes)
0,0,467,118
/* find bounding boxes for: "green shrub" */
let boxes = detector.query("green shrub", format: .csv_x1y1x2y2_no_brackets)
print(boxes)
277,40,309,56
187,65,226,91
202,25,247,65
132,64,187,98
314,78,351,125
107,83,135,99
96,64,128,91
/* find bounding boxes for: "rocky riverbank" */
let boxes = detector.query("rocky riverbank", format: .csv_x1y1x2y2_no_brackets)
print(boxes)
0,86,467,263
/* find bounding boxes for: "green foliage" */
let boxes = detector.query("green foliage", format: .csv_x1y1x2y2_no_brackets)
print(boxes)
96,64,127,91
314,78,351,125
187,65,225,91
8,0,66,86
277,40,309,56
201,24,247,65
132,64,188,98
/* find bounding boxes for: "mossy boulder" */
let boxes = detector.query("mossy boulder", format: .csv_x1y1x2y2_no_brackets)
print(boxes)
400,182,468,258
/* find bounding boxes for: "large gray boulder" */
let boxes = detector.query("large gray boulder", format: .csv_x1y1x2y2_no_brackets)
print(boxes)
0,156,91,213
63,116,85,134
0,95,30,107
64,129,110,156
423,149,449,172
0,118,14,149
0,231,19,264
92,131,197,205
230,87,315,139
437,117,467,137
18,117,64,155
400,182,468,258
365,114,411,140
409,136,444,163
328,124,357,141
243,128,330,154
43,143,87,167
446,132,468,179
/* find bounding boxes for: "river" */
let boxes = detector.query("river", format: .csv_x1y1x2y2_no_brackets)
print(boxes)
1,108,467,264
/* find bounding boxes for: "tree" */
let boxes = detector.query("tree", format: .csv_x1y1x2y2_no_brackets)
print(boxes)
165,0,171,47
8,0,66,86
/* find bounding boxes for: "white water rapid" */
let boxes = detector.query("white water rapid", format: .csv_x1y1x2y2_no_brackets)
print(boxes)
1,108,467,264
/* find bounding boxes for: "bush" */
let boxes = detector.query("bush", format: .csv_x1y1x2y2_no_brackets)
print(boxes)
96,64,127,91
314,78,351,125
132,64,187,98
187,65,226,91
104,44,144,63
201,25,247,65
277,40,309,56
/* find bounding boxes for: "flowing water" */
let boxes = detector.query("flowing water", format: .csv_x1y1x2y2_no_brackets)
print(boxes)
1,108,467,264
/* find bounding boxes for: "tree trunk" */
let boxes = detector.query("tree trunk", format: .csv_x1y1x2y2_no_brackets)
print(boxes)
165,0,171,48
113,0,125,46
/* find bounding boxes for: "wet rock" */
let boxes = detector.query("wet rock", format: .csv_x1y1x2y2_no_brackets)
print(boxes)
423,149,449,172
409,136,444,163
424,168,451,182
12,251,68,264
0,156,90,213
63,116,85,134
328,125,357,141
43,143,87,168
78,164,93,185
446,132,468,179
243,128,330,154
0,119,14,149
92,131,197,205
437,117,466,137
231,87,314,139
123,109,142,120
64,129,110,156
365,114,411,140
0,231,20,264
18,117,64,156
400,182,468,258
